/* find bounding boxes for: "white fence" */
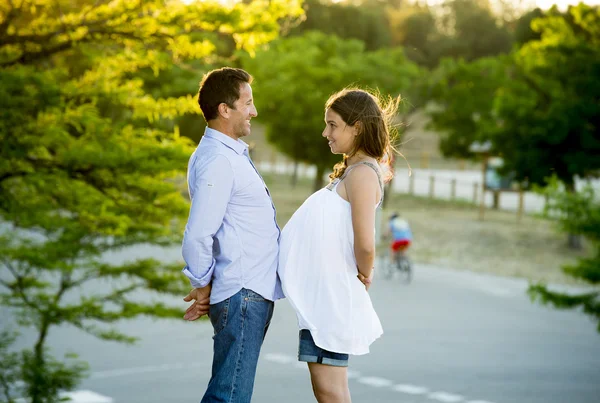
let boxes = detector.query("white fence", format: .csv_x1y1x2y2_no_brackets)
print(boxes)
255,161,600,214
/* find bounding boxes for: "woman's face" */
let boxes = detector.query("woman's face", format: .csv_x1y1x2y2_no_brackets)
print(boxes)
322,109,358,155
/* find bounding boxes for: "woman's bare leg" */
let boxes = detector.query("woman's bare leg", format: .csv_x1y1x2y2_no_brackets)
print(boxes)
307,362,351,403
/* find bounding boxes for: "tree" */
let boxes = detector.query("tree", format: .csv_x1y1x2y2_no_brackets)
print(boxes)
438,0,513,61
513,7,544,45
289,0,392,50
0,1,302,401
529,177,600,332
425,4,600,189
387,3,440,68
241,31,421,191
426,56,508,159
387,0,513,67
490,4,600,190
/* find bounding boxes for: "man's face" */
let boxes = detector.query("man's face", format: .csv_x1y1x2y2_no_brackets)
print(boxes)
230,83,258,139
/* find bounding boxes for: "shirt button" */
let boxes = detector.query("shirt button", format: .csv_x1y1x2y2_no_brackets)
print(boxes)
244,297,249,301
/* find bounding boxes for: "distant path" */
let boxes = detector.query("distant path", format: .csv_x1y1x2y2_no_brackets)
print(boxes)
256,162,600,213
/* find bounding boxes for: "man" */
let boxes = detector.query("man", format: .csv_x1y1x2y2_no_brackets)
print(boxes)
181,67,283,403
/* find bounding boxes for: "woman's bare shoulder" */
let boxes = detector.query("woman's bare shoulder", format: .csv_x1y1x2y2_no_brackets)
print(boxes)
344,164,382,201
345,163,381,184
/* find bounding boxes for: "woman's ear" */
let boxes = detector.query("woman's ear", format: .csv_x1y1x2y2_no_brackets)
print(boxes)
353,121,363,136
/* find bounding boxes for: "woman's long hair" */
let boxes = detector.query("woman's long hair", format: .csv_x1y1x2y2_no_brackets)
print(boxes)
326,88,403,183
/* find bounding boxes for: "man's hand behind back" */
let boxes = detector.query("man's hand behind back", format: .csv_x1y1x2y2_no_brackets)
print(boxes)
183,285,212,321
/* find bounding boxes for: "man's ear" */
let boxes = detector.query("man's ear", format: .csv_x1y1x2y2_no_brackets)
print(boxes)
218,103,230,119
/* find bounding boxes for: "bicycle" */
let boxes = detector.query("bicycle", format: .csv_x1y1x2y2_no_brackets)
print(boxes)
382,245,413,284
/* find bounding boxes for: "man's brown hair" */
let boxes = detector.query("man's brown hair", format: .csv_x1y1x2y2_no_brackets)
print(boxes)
198,67,253,122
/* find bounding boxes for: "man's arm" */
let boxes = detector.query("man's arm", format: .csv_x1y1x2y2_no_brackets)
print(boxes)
181,154,234,320
182,153,234,287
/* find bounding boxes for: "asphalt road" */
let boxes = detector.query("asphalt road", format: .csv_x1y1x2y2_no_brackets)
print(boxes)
8,249,599,403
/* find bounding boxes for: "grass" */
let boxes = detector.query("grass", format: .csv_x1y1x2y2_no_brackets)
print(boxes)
263,173,591,286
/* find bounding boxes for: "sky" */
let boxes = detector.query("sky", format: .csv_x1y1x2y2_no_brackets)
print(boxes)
529,0,599,9
423,0,600,11
186,0,600,12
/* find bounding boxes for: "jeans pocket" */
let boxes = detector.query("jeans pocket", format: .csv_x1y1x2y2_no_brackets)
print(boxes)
209,297,230,336
246,289,267,302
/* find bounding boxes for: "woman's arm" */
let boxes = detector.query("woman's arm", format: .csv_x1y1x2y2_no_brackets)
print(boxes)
345,165,381,279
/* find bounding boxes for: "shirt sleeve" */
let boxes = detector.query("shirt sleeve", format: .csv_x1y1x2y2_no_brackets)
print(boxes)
181,154,234,288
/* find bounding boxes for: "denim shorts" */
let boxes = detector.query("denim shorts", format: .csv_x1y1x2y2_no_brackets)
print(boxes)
298,329,349,367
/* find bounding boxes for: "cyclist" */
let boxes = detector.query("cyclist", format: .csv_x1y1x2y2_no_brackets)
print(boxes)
388,212,413,265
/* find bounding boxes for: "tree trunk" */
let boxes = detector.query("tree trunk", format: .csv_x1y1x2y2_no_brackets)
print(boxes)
30,322,49,403
313,165,326,192
291,161,299,188
565,181,583,250
568,233,582,249
492,191,500,209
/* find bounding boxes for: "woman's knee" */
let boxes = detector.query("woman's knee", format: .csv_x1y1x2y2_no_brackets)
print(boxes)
313,384,348,403
309,363,350,403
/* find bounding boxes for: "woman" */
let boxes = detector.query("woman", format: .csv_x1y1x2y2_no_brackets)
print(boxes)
278,88,399,403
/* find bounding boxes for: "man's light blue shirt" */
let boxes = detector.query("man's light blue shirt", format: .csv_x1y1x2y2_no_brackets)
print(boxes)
182,127,284,304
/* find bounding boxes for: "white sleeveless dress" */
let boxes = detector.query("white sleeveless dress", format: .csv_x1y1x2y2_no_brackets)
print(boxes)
278,162,383,355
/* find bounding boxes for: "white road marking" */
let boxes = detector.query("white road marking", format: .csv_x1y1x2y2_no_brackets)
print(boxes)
73,353,498,403
346,370,361,379
392,384,429,394
428,391,465,402
90,362,190,378
62,390,114,403
264,352,295,364
261,353,496,402
357,376,394,388
293,362,308,370
16,390,113,403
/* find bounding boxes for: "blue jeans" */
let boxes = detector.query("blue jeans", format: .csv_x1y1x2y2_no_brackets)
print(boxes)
201,288,274,403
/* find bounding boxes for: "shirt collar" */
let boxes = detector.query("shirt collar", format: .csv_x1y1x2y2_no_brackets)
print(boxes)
204,127,248,155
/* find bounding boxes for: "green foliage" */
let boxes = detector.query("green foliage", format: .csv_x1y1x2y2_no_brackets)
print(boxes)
289,0,392,50
0,331,20,403
540,178,600,243
439,0,513,61
425,4,600,188
20,350,89,403
491,4,600,187
388,4,439,68
388,0,513,68
0,329,89,403
427,56,508,159
529,177,600,332
513,7,544,45
0,0,303,401
241,31,421,190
